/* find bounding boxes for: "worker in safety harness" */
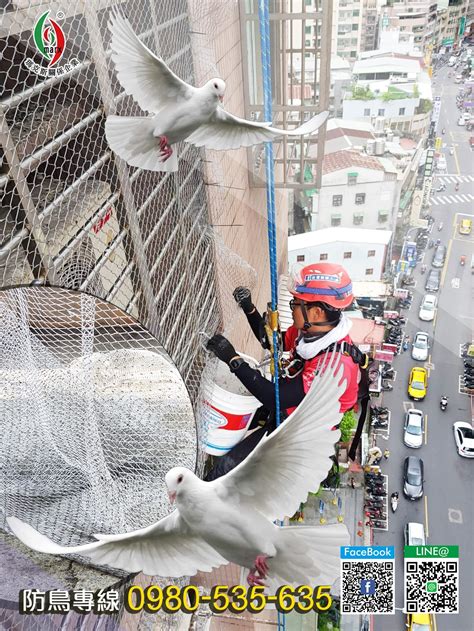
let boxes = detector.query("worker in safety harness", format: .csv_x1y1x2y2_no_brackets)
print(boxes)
207,262,361,417
205,263,367,481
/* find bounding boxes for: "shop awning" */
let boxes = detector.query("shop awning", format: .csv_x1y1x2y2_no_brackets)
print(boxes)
353,212,364,217
378,209,389,216
331,213,342,219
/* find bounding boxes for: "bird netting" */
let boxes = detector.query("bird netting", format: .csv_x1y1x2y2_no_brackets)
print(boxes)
0,286,198,555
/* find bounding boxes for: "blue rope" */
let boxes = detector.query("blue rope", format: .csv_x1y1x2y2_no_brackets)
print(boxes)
258,3,285,631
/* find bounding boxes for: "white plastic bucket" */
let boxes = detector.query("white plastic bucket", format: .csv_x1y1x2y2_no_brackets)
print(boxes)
203,353,261,456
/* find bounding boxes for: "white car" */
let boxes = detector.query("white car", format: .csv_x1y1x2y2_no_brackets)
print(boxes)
412,332,429,361
404,409,424,448
453,422,474,458
404,522,426,546
419,295,437,321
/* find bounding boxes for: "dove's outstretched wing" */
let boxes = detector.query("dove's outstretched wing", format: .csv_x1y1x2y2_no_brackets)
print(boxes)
108,11,194,114
212,351,346,522
186,109,329,150
7,512,226,577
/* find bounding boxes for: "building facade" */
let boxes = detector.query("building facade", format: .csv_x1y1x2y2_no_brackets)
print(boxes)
288,227,392,280
311,149,399,231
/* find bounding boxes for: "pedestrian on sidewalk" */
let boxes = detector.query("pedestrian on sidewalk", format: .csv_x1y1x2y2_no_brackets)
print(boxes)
383,449,390,460
350,477,355,489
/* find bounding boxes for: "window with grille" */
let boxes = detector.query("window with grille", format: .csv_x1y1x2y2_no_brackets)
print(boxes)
355,193,366,205
366,268,374,275
320,253,328,261
364,108,370,116
353,213,364,225
378,108,385,116
343,252,352,259
332,194,343,206
297,254,305,262
368,250,376,257
331,215,342,227
347,173,358,185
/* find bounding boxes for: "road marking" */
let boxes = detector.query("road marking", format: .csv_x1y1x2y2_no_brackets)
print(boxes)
448,508,463,524
440,237,453,289
425,414,428,445
403,401,412,413
453,143,460,174
424,495,429,538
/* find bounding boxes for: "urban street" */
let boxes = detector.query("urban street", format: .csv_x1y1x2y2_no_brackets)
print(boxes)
373,62,474,631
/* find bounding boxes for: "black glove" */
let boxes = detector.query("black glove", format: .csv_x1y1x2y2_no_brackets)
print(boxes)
233,286,254,314
206,334,238,365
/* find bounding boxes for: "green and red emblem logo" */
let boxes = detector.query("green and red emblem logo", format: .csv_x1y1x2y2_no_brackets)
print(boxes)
25,11,78,78
33,11,65,67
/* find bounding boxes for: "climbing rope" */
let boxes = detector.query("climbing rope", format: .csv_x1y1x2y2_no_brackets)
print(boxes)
258,3,285,630
257,0,281,428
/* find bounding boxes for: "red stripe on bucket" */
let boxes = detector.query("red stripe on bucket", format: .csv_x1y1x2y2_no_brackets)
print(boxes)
204,401,253,431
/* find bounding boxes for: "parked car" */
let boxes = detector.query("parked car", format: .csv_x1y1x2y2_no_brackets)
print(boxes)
431,244,447,268
453,422,474,458
408,367,428,401
459,218,472,234
403,456,424,500
404,522,426,546
425,269,441,292
419,294,437,321
404,409,424,448
412,332,429,361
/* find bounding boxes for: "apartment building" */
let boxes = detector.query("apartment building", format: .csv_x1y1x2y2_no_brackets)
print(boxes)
379,0,439,49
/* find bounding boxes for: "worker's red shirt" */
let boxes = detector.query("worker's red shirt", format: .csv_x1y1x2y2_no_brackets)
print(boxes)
284,325,360,414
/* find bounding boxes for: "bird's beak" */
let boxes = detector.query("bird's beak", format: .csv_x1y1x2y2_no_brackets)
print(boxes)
168,491,176,505
218,95,224,102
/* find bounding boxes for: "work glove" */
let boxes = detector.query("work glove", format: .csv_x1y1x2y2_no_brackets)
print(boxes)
233,286,254,314
206,334,238,365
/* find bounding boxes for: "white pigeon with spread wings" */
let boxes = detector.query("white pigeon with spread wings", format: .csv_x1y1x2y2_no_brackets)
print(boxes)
104,11,329,172
7,351,349,590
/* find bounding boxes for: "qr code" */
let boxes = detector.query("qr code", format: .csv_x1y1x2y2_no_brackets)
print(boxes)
405,560,459,613
340,560,395,614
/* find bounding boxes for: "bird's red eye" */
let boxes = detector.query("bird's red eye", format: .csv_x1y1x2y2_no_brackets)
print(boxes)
177,475,183,483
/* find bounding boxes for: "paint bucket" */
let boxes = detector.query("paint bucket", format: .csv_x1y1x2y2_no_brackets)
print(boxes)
203,353,261,456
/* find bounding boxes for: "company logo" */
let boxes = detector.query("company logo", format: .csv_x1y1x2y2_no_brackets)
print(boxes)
360,579,376,596
24,11,79,78
304,273,341,283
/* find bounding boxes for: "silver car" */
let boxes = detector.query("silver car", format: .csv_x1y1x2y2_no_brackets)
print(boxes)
412,332,429,361
404,409,424,448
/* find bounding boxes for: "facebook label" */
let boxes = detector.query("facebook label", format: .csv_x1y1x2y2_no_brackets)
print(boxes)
360,579,377,596
341,546,395,559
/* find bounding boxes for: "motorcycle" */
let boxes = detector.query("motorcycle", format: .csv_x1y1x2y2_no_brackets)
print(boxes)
390,493,399,513
438,222,444,231
436,184,446,192
455,183,460,192
421,264,427,274
381,380,393,391
460,255,466,266
450,147,455,155
440,396,449,411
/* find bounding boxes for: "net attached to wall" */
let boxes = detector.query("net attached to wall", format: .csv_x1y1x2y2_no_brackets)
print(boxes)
0,286,197,562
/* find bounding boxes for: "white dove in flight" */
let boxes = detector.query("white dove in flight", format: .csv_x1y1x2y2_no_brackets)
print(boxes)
104,12,329,172
7,351,349,591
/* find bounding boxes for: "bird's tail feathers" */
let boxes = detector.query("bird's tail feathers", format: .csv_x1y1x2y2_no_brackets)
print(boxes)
105,115,178,172
266,523,349,592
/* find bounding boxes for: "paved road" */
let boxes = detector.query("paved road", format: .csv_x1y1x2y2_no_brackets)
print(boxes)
372,62,474,631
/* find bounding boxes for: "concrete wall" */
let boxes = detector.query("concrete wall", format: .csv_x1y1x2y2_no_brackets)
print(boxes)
189,0,289,359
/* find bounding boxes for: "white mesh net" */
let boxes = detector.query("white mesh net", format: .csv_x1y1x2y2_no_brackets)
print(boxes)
0,286,196,553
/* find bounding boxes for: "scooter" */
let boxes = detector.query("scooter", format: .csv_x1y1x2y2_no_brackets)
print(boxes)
460,255,466,266
421,264,427,274
438,222,444,231
436,183,446,192
450,147,455,155
390,493,399,513
455,183,460,192
381,380,393,391
440,396,448,411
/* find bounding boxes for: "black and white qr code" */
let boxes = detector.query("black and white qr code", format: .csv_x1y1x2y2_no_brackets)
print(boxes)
340,560,395,614
405,560,459,613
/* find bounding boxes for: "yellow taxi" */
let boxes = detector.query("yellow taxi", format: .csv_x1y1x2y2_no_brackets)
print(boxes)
406,612,434,630
408,367,428,401
459,218,472,235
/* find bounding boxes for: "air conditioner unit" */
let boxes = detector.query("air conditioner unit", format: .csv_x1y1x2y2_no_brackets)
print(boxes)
36,180,137,315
